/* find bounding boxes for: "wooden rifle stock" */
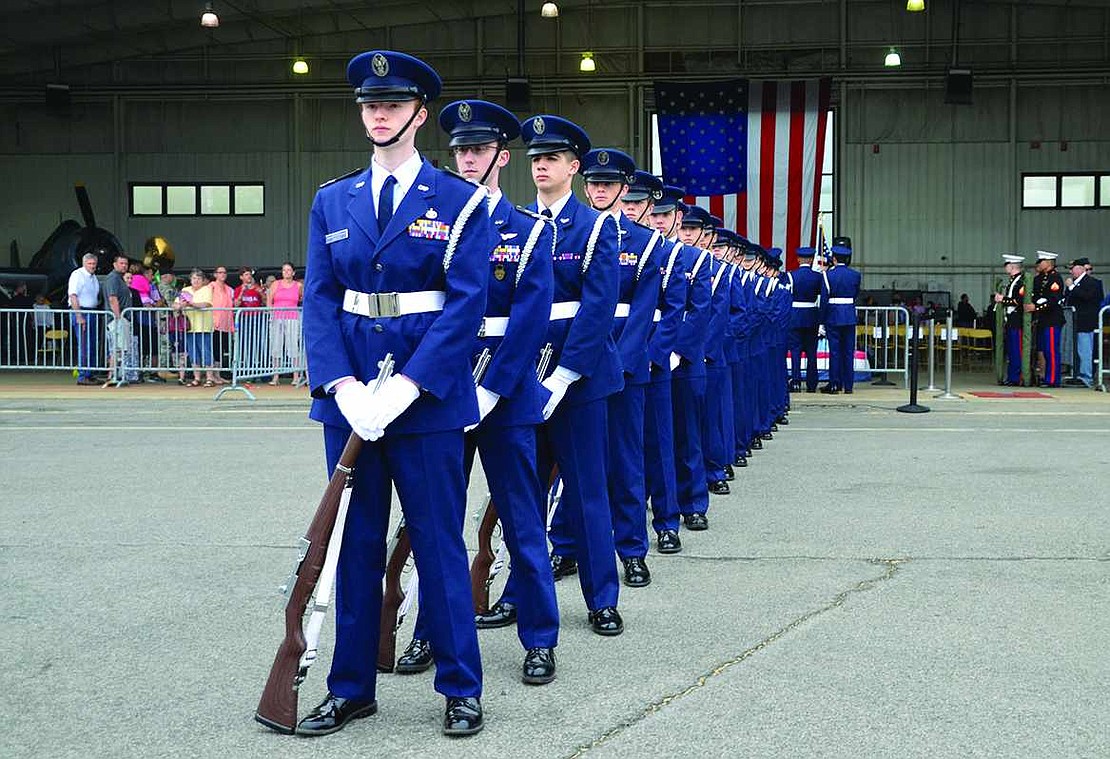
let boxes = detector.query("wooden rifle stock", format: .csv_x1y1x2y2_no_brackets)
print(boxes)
469,496,497,614
376,525,412,672
255,432,363,735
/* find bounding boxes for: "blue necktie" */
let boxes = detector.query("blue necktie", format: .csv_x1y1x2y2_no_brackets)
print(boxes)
378,175,397,235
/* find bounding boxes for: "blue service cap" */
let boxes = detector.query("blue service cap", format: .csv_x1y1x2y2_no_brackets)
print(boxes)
347,50,442,103
682,205,711,228
653,184,685,213
438,99,520,147
520,115,590,157
581,148,636,184
796,246,816,259
675,200,690,215
741,241,761,259
831,244,852,259
713,229,739,247
707,214,723,231
624,170,665,203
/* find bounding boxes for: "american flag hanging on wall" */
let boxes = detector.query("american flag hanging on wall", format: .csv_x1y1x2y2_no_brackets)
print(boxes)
655,77,831,271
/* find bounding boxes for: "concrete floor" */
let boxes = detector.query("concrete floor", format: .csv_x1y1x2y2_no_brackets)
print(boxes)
1,379,1108,758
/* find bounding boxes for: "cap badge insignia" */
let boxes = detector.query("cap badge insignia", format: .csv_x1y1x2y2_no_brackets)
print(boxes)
652,189,663,200
533,116,545,135
371,53,389,77
598,151,609,165
458,102,472,123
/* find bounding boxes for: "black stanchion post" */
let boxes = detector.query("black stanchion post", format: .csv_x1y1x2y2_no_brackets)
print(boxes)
897,310,930,414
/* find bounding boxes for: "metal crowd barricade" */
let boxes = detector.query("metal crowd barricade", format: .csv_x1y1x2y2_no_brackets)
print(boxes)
1098,305,1110,393
216,305,306,400
0,306,112,377
854,306,911,387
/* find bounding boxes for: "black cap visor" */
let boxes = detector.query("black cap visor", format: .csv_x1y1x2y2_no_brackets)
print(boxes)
355,85,423,103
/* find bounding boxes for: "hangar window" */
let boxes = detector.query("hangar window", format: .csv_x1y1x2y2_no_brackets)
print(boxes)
1022,173,1107,210
129,182,265,217
1102,176,1110,207
1021,176,1057,208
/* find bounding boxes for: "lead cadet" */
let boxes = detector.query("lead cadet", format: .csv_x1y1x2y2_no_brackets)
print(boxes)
637,181,692,554
395,99,560,686
788,246,823,393
819,243,862,394
1026,250,1065,387
994,253,1026,386
548,148,665,588
488,114,626,636
671,204,715,529
298,50,497,738
703,224,736,496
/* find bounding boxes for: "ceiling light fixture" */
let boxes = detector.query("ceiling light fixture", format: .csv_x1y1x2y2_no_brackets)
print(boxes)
200,3,219,28
579,52,596,73
292,58,309,75
884,47,902,67
541,2,559,18
906,0,925,11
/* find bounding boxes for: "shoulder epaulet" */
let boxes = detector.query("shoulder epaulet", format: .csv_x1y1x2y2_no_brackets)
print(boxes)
318,167,361,189
438,165,480,187
514,205,547,222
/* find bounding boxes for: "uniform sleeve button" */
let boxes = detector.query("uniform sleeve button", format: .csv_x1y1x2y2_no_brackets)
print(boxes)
373,323,384,333
375,263,384,272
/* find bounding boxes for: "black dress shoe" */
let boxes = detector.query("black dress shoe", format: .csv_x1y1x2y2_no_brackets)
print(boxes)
734,455,748,468
819,385,840,394
770,423,779,432
760,432,773,441
844,388,854,394
723,464,735,481
805,387,817,393
683,512,709,531
551,553,578,580
708,480,730,495
475,600,517,629
777,416,789,425
588,606,624,636
657,529,683,554
443,697,483,736
522,647,556,685
622,556,651,587
750,438,763,450
395,638,433,674
295,692,378,736
788,380,801,392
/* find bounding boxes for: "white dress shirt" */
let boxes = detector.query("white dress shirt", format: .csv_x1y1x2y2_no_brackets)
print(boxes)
536,190,573,220
370,150,423,217
67,267,100,308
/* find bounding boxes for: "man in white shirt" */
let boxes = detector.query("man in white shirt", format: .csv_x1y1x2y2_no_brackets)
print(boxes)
67,253,101,384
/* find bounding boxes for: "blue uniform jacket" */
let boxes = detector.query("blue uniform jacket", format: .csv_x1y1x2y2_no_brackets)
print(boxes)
821,264,862,327
612,217,666,385
476,195,556,427
704,257,732,366
773,277,793,343
303,159,498,434
529,193,623,407
723,266,741,364
648,239,688,378
789,266,823,329
674,244,713,378
752,276,775,353
730,268,757,347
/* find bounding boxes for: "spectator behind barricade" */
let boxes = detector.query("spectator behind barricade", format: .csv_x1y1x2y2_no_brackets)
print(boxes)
2,281,35,366
103,254,135,386
33,294,54,357
68,252,102,385
234,268,266,376
176,268,218,387
129,263,151,303
131,265,162,382
266,261,302,386
210,265,234,383
234,268,264,308
159,272,188,384
955,294,977,328
1064,257,1104,388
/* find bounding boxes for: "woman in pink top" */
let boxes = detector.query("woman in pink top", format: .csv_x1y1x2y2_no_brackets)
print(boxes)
267,261,303,385
209,265,235,383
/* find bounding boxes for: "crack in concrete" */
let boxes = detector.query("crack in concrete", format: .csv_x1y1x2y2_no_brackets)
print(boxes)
675,553,1108,563
565,558,907,758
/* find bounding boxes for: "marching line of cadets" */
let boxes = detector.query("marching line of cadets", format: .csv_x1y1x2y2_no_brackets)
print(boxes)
283,50,861,738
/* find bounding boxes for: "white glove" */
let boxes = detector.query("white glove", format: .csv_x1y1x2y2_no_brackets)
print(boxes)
334,380,379,441
669,352,681,371
818,325,826,337
464,386,501,432
541,366,581,420
364,374,421,439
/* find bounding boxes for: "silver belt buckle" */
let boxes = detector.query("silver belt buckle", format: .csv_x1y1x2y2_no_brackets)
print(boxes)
373,292,400,318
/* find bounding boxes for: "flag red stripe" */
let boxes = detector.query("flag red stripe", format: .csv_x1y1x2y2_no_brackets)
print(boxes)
759,83,778,247
810,79,832,248
709,195,725,227
785,81,807,272
737,190,747,236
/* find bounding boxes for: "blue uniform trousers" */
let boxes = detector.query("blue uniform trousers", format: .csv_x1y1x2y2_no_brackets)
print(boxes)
791,326,819,391
501,397,619,612
550,383,648,560
672,373,709,515
412,422,559,650
750,347,769,436
703,363,734,482
1038,324,1062,386
1005,326,1023,384
323,424,481,701
827,325,856,391
731,357,749,456
644,369,681,535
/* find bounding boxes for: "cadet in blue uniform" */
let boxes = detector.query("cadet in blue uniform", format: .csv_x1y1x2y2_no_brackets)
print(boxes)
703,227,735,496
1028,250,1065,387
671,204,715,530
731,242,761,462
641,183,691,553
492,115,626,636
820,244,862,394
769,254,793,425
788,247,822,393
549,149,665,587
994,253,1026,386
298,51,497,737
713,229,743,482
396,99,560,686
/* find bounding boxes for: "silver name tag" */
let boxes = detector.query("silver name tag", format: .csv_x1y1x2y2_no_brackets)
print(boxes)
325,229,349,244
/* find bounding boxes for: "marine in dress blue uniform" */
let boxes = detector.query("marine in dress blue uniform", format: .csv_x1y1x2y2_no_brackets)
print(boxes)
994,254,1026,386
494,115,627,636
398,99,560,686
298,51,497,737
671,204,714,530
549,149,666,588
820,244,862,394
1029,250,1065,387
788,247,823,393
